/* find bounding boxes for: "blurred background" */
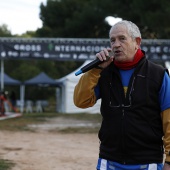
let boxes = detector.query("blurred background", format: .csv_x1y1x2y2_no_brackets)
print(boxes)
1,0,170,113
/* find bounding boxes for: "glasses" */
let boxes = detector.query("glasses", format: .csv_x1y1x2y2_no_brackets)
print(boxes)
109,76,136,108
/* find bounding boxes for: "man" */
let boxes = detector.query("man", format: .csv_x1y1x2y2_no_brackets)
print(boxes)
73,20,170,170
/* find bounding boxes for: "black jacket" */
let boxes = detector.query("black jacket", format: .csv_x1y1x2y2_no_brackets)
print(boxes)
98,57,166,164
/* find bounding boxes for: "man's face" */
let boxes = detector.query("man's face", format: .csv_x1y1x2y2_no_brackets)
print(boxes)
109,24,140,62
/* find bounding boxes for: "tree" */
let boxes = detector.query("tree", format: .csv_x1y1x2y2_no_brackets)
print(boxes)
36,0,114,38
116,0,170,39
0,24,12,37
36,0,170,39
19,31,37,38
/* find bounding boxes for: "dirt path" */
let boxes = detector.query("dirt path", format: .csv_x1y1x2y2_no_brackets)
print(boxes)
0,118,99,170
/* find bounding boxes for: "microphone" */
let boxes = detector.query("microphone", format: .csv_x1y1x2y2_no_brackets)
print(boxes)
75,51,114,76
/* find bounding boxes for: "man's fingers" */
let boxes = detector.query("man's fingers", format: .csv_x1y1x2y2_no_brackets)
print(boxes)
96,48,114,61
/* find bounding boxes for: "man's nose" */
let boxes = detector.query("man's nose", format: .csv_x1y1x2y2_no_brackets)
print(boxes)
113,40,121,47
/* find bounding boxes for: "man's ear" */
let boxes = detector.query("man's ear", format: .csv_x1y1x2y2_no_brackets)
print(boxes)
136,37,141,48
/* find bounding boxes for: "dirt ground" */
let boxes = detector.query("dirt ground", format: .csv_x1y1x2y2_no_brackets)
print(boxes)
0,118,100,170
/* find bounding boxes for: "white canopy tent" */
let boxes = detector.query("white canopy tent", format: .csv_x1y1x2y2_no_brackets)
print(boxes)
56,60,101,114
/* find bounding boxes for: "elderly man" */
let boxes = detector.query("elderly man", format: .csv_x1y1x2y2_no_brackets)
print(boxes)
74,20,170,170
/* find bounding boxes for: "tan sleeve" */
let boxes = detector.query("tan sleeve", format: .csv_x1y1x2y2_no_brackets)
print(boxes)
162,108,170,162
73,68,102,108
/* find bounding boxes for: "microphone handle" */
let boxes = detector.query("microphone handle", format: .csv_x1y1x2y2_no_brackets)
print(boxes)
81,58,102,73
75,51,114,76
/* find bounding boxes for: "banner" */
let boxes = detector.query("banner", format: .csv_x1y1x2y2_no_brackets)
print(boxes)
1,38,170,61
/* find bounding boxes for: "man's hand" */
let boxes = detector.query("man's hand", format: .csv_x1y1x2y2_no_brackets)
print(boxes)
96,48,114,69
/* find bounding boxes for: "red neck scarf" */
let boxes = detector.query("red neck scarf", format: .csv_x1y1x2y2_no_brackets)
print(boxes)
114,49,144,70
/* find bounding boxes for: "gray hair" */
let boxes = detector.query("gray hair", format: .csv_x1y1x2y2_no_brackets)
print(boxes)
109,20,141,39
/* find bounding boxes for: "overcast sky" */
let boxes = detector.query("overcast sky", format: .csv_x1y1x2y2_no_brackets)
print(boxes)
0,0,46,35
0,0,122,35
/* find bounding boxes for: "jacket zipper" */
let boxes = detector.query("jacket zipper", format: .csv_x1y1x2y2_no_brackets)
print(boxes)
121,106,126,164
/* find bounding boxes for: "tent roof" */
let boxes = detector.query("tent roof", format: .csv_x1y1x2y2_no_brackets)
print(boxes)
56,60,92,84
0,72,21,85
24,72,59,86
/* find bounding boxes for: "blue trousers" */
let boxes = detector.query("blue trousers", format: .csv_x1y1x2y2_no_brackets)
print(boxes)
96,158,163,170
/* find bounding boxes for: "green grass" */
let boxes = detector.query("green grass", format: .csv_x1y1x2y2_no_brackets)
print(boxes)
0,112,102,132
56,126,100,133
0,159,15,170
0,112,52,132
55,113,102,133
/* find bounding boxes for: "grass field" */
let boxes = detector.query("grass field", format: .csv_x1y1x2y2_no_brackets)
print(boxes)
0,112,101,131
0,112,101,169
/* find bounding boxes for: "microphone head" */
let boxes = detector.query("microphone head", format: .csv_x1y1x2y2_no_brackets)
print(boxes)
108,51,114,58
75,70,82,76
